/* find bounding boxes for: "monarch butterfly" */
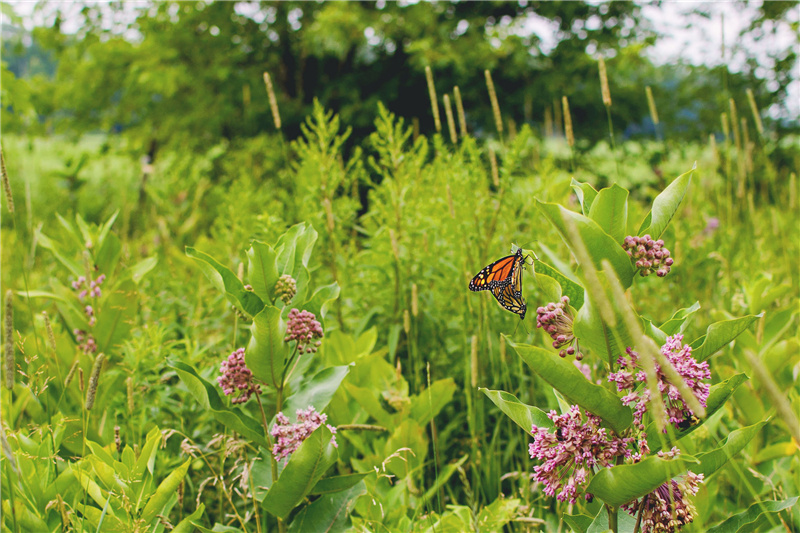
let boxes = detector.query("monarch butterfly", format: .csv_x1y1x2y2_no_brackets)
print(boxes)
468,249,527,319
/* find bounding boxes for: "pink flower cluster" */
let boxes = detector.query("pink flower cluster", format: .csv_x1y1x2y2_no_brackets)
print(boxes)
528,405,635,503
217,348,261,404
73,329,97,354
535,296,583,360
285,309,323,354
623,449,704,532
608,334,711,430
271,406,337,461
623,235,673,277
72,274,106,300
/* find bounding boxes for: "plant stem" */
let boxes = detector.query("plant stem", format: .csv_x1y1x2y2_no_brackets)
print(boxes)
606,503,618,533
633,495,646,533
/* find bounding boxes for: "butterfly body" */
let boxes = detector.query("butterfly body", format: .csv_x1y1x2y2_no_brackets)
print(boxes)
468,249,527,319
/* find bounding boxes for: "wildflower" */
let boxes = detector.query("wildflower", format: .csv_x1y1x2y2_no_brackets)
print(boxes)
274,275,297,305
528,405,634,503
271,406,337,461
623,235,674,277
536,296,583,359
285,309,323,354
72,273,106,300
217,348,261,404
609,335,710,430
73,329,97,354
703,217,720,235
623,449,704,533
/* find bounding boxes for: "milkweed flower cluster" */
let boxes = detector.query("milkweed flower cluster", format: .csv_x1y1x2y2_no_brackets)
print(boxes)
623,235,673,277
271,406,337,461
535,296,583,360
608,334,711,430
285,308,323,354
72,274,106,300
623,449,704,533
274,274,297,305
528,405,635,503
217,347,261,404
73,329,97,354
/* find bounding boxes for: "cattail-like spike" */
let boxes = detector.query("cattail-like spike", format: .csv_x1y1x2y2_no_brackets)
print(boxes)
114,425,121,453
43,312,57,354
403,310,411,335
412,117,420,142
709,134,718,168
1,147,13,214
242,83,251,109
4,290,13,390
411,283,418,317
562,96,575,148
85,353,105,410
745,89,764,137
741,117,752,172
263,72,282,130
126,376,134,414
443,94,457,144
484,70,503,136
729,99,741,151
425,66,442,133
470,335,478,389
389,229,400,262
453,86,467,138
720,112,730,142
544,107,553,138
489,149,499,187
598,57,612,107
645,86,659,126
78,368,85,392
64,357,79,388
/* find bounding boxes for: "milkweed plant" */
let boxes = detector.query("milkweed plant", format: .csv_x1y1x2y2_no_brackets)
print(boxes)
482,167,773,532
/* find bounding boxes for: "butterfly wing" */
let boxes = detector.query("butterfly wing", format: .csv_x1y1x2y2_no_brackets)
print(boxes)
468,249,523,292
490,256,526,319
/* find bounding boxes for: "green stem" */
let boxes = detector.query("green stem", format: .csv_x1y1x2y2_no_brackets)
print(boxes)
607,503,618,533
605,105,621,179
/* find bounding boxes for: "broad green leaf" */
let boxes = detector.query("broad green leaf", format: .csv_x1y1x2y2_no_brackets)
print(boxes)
141,459,190,523
476,497,520,531
707,497,798,533
302,282,340,326
480,388,553,435
586,454,698,508
170,361,269,448
509,338,632,433
409,378,456,426
75,213,93,247
637,165,694,238
96,210,119,250
94,279,137,355
283,365,350,417
186,247,264,318
95,231,122,278
37,230,84,277
133,427,161,478
647,373,748,452
564,513,594,533
573,290,635,370
311,472,370,495
288,480,367,533
570,178,599,216
247,306,285,388
125,257,158,284
533,260,585,309
535,199,634,288
586,506,638,533
696,421,767,477
753,441,798,464
247,240,279,305
418,455,468,509
588,184,629,244
262,425,338,520
172,504,205,533
659,302,701,335
276,223,318,304
691,314,762,361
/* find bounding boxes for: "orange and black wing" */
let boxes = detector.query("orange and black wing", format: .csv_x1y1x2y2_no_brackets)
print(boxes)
490,255,526,319
468,249,523,292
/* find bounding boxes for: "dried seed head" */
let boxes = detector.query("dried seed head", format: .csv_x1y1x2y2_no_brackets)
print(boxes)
85,353,105,410
453,86,467,137
1,147,13,214
645,86,659,126
64,357,79,388
562,96,574,148
263,72,282,130
43,312,57,355
746,88,764,136
443,94,457,144
78,368,85,392
489,149,499,187
4,290,14,390
411,283,418,317
484,70,503,135
425,66,441,133
403,310,411,335
114,425,121,453
598,57,612,107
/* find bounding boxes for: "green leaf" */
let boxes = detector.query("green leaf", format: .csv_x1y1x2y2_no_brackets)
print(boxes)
586,506,638,533
573,290,635,371
94,279,137,355
141,459,191,523
696,421,767,477
94,231,122,279
288,480,366,533
96,210,119,251
647,373,748,452
564,513,594,533
262,425,338,520
37,230,84,277
410,378,456,426
533,260,585,309
419,455,469,509
588,184,629,244
283,365,350,417
172,504,205,533
247,306,285,388
247,241,279,305
659,302,701,336
476,497,520,531
570,178,599,216
276,223,318,304
170,361,269,448
691,314,762,361
586,454,698,508
125,257,158,284
707,497,798,533
508,338,632,433
302,282,340,326
480,388,553,435
535,199,634,288
310,473,370,495
637,165,694,238
186,246,264,318
133,427,161,479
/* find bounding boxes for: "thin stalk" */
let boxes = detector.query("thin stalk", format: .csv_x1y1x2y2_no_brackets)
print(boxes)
633,495,647,533
605,105,621,179
607,504,618,532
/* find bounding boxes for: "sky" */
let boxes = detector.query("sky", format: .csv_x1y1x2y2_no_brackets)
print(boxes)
3,0,799,118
